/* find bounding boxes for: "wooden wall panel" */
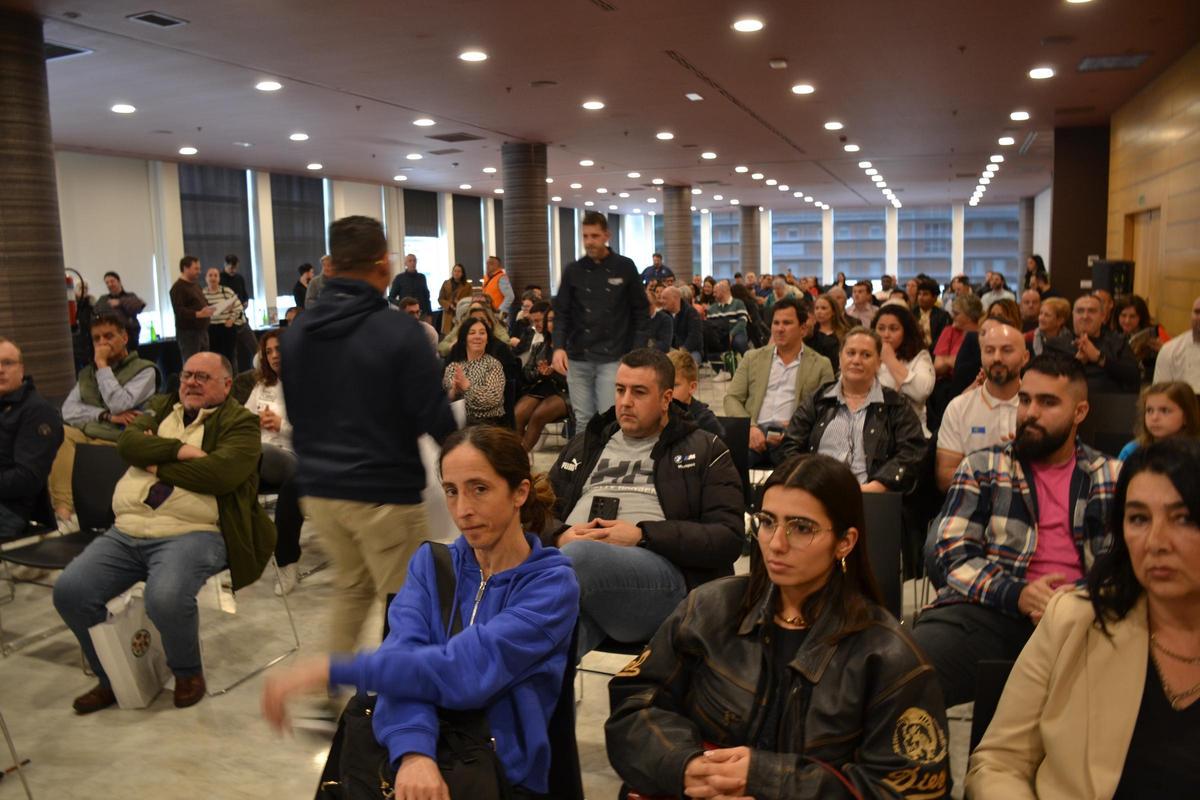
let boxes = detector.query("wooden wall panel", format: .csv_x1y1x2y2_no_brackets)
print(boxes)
1107,43,1200,335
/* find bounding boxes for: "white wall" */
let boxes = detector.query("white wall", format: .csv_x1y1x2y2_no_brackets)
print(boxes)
330,179,385,221
1033,186,1053,273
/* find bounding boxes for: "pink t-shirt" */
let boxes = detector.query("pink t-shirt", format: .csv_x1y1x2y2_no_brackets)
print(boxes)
1025,455,1085,584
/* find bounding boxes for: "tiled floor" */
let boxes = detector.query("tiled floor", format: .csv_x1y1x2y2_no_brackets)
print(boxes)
0,372,968,799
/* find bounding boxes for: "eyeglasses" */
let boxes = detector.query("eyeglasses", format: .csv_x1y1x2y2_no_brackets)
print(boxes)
0,359,20,369
180,370,217,384
751,512,836,548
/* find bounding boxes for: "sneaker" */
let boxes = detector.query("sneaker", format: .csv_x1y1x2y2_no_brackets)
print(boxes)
274,562,299,596
56,513,80,534
713,371,732,382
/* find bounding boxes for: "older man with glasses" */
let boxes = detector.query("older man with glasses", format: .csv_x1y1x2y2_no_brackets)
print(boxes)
53,351,275,714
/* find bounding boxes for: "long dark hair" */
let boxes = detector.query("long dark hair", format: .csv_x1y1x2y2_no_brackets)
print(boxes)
740,454,884,641
439,426,556,534
448,317,493,363
255,329,282,387
1087,438,1200,633
871,303,923,362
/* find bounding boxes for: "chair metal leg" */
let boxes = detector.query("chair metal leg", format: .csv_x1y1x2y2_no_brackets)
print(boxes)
204,558,301,697
0,708,33,799
0,562,68,658
297,559,331,581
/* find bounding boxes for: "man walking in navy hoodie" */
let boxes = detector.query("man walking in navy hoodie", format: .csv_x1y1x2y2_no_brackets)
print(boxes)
282,216,456,652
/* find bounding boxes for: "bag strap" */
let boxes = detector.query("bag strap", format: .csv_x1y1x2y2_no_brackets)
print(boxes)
427,541,462,637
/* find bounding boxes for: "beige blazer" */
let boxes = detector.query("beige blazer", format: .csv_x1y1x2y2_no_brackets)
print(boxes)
723,344,834,424
965,591,1149,800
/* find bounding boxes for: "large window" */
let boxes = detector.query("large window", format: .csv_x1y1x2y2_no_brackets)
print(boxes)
653,213,664,256
270,173,325,311
833,209,885,281
771,209,822,277
898,206,952,283
179,164,252,289
964,204,1020,286
711,210,740,280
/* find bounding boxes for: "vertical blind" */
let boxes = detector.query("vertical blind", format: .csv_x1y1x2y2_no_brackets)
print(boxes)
178,163,252,292
269,173,325,297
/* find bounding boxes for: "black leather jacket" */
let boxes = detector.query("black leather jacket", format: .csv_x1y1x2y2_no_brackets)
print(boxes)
607,577,950,799
778,380,926,494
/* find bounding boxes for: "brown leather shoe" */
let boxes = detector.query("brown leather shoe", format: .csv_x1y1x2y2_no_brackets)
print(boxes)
173,673,206,708
72,684,116,714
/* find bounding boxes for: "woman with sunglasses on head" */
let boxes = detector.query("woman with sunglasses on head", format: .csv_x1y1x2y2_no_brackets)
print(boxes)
607,454,950,800
968,438,1200,798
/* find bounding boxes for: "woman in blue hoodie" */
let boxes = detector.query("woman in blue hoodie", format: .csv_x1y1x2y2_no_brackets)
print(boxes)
262,426,580,798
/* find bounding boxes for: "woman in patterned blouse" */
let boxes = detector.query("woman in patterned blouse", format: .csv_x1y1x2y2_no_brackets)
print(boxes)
443,317,506,425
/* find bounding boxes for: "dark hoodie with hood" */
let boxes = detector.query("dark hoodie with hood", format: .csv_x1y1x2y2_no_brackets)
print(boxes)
328,536,579,794
281,277,455,505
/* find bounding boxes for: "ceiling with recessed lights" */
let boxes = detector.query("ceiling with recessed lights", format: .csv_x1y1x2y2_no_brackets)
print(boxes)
23,0,1200,214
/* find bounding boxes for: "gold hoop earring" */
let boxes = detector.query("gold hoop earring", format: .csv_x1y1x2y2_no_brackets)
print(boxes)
840,556,847,574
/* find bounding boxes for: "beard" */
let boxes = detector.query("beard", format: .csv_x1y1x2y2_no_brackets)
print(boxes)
1013,417,1073,462
987,363,1017,387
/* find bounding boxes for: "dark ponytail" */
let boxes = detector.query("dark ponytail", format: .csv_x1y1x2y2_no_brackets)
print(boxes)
439,425,557,534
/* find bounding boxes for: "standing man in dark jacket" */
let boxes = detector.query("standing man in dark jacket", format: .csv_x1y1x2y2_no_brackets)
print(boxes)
96,271,146,345
220,255,259,372
282,216,456,654
170,256,215,362
387,253,432,317
545,349,744,657
778,329,926,494
553,211,650,432
0,339,63,536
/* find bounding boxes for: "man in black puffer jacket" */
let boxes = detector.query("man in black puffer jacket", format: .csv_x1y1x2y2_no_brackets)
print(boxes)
544,348,744,658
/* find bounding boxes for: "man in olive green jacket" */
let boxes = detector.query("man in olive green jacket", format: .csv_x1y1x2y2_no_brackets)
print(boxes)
53,352,275,714
724,297,834,467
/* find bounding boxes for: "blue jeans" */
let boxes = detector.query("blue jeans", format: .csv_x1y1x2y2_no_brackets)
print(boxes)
730,330,749,355
560,539,687,659
53,528,227,685
566,358,620,433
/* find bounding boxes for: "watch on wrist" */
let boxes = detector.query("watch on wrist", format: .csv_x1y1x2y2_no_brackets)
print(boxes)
100,410,110,423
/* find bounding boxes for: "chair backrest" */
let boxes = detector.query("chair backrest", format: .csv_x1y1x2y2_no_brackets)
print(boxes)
715,415,752,508
970,659,1016,752
72,444,127,533
547,625,585,800
1077,392,1139,457
861,491,903,619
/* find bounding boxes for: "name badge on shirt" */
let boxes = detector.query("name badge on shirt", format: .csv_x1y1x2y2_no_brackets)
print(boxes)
970,426,986,435
607,277,623,286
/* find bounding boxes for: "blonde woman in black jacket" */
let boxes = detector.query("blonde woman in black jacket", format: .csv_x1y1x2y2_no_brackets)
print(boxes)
607,455,950,799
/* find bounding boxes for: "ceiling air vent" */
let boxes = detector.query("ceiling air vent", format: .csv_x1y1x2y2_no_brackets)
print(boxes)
425,132,484,143
45,41,92,61
1077,53,1149,72
126,11,189,28
427,148,463,156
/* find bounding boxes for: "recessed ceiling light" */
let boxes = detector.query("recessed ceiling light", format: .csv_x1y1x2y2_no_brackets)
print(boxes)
844,144,860,152
1065,0,1093,3
713,194,724,201
730,199,740,205
609,204,618,210
765,178,778,186
998,136,1016,146
546,177,554,183
596,187,608,193
980,177,991,185
778,184,789,191
877,181,887,188
581,100,605,110
584,200,594,207
990,154,1005,163
482,166,497,174
804,196,814,202
647,197,657,203
791,83,815,95
824,121,844,131
233,141,252,147
494,188,504,194
691,188,702,195
551,195,562,201
691,206,697,211
178,146,198,156
734,165,749,173
406,153,422,160
306,162,322,170
700,208,709,214
871,175,883,182
413,118,436,127
627,171,641,178
655,131,675,141
459,50,488,62
652,178,665,185
793,191,803,197
110,103,136,114
1010,110,1031,121
618,192,630,198
701,151,717,160
255,80,282,92
569,182,582,189
634,208,643,214
977,185,987,192
858,161,872,169
751,173,764,180
393,174,408,181
685,92,704,102
986,164,999,173
579,159,594,166
459,183,472,190
865,168,878,176
732,18,764,32
1029,66,1055,80
289,132,309,141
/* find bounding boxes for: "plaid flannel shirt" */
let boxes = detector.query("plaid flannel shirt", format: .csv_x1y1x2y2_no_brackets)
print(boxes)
931,440,1121,618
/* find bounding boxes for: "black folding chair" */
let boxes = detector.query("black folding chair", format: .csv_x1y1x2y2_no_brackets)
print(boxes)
1077,392,1139,458
715,415,753,510
970,659,1016,752
862,492,903,620
0,444,125,655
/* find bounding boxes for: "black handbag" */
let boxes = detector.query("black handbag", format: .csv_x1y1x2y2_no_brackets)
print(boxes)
316,542,511,800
